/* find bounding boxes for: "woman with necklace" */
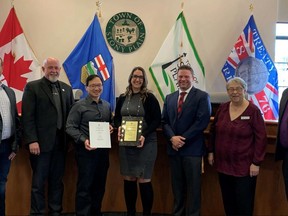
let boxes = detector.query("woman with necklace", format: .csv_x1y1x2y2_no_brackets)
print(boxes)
114,66,161,216
208,77,267,216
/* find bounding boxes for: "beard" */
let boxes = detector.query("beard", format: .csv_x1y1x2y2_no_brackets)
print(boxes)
47,74,59,83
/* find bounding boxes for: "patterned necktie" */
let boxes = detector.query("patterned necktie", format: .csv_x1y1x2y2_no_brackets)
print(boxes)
177,92,187,115
51,83,63,129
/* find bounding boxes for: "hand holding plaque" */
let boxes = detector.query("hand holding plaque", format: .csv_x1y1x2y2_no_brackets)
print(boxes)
119,116,143,146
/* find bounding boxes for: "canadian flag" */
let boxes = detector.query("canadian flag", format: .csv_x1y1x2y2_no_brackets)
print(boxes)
0,7,41,111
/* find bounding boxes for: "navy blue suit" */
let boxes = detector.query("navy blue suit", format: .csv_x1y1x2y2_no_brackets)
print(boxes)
162,87,211,156
162,86,211,216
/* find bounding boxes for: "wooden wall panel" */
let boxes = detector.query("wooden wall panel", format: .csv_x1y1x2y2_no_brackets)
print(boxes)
6,121,287,215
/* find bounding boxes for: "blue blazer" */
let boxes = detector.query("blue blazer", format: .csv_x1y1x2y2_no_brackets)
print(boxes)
162,87,211,156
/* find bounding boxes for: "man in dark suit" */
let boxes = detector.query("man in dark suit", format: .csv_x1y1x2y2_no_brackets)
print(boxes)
162,65,211,216
22,57,74,215
0,57,20,216
276,88,288,200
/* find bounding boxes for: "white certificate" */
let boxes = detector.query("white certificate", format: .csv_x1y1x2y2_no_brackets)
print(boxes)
89,122,111,148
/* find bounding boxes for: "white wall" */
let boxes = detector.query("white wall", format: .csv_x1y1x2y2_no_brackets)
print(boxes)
0,0,278,100
278,0,288,22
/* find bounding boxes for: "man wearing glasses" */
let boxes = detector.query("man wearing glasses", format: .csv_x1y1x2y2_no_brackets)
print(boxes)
66,74,113,216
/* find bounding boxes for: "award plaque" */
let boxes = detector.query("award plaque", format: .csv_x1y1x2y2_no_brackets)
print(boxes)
119,116,143,146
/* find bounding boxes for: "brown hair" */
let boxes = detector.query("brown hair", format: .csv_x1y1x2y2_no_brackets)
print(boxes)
124,66,150,101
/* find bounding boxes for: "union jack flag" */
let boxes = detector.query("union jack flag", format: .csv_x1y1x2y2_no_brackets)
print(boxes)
222,15,278,120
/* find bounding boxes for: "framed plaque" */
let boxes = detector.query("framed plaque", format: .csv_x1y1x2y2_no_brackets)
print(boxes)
119,116,143,146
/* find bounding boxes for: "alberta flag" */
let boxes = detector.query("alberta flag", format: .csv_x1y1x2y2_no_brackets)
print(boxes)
221,15,278,120
0,7,41,111
63,15,115,111
149,12,205,103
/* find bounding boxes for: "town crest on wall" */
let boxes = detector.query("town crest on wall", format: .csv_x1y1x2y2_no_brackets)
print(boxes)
105,12,146,53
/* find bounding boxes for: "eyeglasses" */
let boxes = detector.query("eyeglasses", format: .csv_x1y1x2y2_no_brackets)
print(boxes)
132,75,144,80
88,84,102,89
227,87,244,93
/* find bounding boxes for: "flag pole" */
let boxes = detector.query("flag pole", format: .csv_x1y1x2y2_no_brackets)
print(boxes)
11,0,14,7
249,4,254,14
249,0,254,15
179,1,184,64
95,0,102,18
180,0,205,173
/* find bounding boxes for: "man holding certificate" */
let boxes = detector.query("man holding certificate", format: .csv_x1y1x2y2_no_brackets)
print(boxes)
114,67,161,216
66,74,113,216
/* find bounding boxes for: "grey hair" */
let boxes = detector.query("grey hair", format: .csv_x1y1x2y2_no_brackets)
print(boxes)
226,77,247,91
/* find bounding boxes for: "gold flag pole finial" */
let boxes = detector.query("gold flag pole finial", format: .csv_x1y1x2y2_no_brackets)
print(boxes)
179,1,185,64
249,3,254,13
96,0,102,18
11,0,14,7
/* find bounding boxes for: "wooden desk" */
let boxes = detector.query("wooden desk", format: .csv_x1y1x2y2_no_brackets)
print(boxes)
6,120,287,215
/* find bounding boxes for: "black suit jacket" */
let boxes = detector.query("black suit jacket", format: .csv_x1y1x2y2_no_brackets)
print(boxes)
275,88,288,160
0,85,20,152
21,77,74,152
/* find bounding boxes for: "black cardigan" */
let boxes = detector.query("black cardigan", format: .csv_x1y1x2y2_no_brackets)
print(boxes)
114,92,161,137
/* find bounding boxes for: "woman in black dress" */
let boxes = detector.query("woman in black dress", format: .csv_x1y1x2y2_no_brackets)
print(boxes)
114,66,161,216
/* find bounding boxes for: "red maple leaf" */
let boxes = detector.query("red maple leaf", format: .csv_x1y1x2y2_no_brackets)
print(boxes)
2,52,32,91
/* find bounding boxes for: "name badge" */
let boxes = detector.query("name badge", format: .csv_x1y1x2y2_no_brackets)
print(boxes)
241,116,250,120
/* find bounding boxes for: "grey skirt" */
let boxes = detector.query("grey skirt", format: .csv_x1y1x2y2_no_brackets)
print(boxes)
119,132,157,179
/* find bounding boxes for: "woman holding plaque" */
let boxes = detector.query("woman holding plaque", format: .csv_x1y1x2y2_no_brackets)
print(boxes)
208,77,267,216
114,66,161,216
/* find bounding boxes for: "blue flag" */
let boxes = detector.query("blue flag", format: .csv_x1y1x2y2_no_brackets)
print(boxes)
221,15,278,120
63,15,115,111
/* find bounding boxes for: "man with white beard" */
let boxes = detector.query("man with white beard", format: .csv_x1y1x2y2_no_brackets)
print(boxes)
22,57,74,215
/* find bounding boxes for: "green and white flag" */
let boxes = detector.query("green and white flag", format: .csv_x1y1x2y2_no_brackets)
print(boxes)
149,12,205,103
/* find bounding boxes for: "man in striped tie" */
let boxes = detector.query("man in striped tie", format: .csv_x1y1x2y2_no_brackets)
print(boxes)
162,65,211,216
